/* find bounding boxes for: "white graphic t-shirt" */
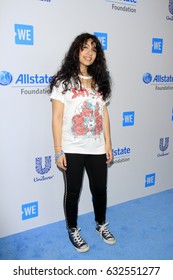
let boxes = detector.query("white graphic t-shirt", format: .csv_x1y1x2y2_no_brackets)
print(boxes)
50,82,108,154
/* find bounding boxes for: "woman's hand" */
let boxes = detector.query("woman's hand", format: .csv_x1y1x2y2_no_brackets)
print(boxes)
103,105,113,164
56,153,67,171
105,144,113,164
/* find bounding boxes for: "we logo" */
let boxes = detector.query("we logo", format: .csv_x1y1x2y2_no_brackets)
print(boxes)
122,111,135,126
94,32,108,50
22,201,38,220
152,38,163,54
14,24,34,45
145,173,156,188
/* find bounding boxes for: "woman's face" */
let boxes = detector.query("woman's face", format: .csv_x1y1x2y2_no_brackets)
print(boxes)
79,38,97,71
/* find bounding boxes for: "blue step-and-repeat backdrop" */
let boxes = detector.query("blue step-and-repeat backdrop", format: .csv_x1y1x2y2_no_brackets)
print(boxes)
0,0,173,237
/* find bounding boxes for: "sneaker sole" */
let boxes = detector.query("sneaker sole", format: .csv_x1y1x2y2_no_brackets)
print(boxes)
74,245,90,253
96,229,116,245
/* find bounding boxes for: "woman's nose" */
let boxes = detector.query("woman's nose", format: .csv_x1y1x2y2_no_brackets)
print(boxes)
87,48,93,54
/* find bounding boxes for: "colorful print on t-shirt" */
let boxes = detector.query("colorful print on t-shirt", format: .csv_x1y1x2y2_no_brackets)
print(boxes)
71,88,103,138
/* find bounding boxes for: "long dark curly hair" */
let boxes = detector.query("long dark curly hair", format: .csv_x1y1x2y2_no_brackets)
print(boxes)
49,33,111,100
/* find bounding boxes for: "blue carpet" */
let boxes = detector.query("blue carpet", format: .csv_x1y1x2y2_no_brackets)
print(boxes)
0,189,173,260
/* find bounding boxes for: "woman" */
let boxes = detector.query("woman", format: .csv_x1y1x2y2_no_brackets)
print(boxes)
50,33,116,253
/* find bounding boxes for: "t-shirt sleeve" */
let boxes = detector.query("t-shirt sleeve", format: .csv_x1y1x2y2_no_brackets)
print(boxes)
50,83,65,103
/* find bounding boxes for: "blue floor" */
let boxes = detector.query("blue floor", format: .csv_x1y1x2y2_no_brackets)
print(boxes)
0,189,173,260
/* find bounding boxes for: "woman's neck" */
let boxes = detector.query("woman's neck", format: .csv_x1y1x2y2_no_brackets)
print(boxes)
79,65,89,77
79,67,93,88
79,77,93,89
81,71,88,76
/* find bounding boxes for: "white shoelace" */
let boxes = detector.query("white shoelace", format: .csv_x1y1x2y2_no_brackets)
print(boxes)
98,223,114,239
71,228,85,246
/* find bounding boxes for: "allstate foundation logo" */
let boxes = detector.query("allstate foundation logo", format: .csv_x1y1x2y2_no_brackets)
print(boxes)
157,137,169,157
166,0,173,21
142,72,173,91
112,146,131,164
143,73,152,84
0,71,52,86
106,0,137,13
0,71,13,86
34,156,54,182
0,70,52,95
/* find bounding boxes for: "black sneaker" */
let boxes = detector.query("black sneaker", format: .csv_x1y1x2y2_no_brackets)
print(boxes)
68,227,89,253
96,222,116,245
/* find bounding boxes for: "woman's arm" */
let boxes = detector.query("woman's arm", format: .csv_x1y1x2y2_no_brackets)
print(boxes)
52,99,67,170
103,105,113,164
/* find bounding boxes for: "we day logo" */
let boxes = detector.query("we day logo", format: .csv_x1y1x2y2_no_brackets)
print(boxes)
14,24,34,45
122,111,135,126
145,173,156,188
94,32,108,50
152,38,163,54
22,201,38,220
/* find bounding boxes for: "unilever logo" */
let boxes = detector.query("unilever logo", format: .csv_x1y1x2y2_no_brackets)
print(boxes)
34,156,54,182
35,156,51,174
0,71,13,86
169,0,173,15
159,137,169,152
167,0,173,20
143,73,152,84
157,137,169,157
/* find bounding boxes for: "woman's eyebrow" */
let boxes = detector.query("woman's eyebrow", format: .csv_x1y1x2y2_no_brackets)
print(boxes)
83,41,97,50
83,42,89,47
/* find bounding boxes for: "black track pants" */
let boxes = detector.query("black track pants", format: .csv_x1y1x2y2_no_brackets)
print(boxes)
63,153,107,228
